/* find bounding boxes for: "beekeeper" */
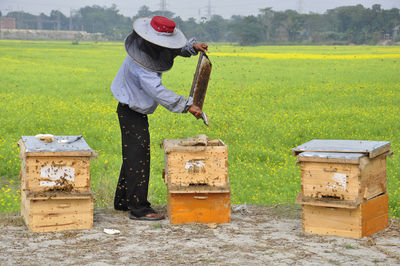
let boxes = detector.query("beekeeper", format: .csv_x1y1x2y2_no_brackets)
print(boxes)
111,16,208,220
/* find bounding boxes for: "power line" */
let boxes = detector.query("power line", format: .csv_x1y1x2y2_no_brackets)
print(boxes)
206,0,212,20
160,0,167,16
298,0,304,13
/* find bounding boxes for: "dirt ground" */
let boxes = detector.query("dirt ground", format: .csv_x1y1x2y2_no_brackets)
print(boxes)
0,204,399,265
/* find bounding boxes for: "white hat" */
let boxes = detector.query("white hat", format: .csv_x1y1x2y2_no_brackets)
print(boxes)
133,16,187,49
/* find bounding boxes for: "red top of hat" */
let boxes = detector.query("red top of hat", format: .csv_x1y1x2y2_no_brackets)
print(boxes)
150,16,176,34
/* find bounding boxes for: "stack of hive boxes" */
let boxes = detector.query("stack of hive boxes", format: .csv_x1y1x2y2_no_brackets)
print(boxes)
293,139,392,239
163,136,230,225
18,136,97,232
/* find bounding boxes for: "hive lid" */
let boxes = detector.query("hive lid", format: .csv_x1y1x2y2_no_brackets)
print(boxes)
162,138,225,153
19,136,96,156
293,139,391,158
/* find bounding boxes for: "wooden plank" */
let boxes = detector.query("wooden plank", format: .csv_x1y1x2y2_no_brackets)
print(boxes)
208,139,224,146
296,193,360,209
18,139,27,159
303,205,362,238
300,161,361,201
301,193,389,239
361,193,388,222
167,192,230,225
21,156,91,192
297,156,361,165
361,194,389,237
299,154,388,202
20,189,30,226
24,151,95,157
166,147,228,187
163,139,226,153
360,156,387,200
168,185,230,194
23,190,94,232
25,190,93,200
369,145,391,159
362,214,388,237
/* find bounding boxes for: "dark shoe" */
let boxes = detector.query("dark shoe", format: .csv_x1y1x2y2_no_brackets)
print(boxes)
129,211,165,221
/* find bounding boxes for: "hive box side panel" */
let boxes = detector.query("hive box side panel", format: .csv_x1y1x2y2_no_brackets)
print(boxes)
22,156,91,192
167,192,230,225
360,157,387,200
303,205,362,238
301,162,360,201
361,194,389,237
21,189,30,226
166,147,228,187
23,193,94,233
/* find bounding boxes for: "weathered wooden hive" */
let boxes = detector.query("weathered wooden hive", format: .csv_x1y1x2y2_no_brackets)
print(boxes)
163,135,230,225
18,135,97,232
293,139,391,238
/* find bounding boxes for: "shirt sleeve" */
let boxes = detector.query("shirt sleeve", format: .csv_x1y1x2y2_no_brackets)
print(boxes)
178,38,198,57
138,68,193,113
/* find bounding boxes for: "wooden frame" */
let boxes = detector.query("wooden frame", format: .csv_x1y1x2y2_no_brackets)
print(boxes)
302,194,388,239
18,139,96,193
299,155,387,202
21,190,94,232
164,139,228,188
167,190,231,225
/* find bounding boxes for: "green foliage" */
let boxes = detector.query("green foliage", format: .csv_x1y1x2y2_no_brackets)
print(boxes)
133,5,175,20
76,4,132,40
231,16,265,45
3,4,400,44
0,41,400,219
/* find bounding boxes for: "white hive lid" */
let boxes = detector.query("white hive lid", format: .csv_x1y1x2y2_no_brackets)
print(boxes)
293,139,391,158
20,135,94,154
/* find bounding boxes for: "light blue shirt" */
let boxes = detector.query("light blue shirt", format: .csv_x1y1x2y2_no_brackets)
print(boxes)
111,39,198,114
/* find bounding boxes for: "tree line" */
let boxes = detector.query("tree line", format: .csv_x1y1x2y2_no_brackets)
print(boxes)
2,4,400,45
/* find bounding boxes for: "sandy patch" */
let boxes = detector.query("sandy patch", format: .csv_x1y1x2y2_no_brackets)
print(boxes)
0,204,399,265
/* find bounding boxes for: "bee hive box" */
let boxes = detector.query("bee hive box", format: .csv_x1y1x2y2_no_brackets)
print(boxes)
21,190,94,232
167,186,231,225
293,140,391,204
163,138,228,188
302,193,388,239
18,136,97,193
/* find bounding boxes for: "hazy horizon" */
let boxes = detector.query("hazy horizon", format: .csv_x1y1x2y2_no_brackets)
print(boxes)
1,0,399,19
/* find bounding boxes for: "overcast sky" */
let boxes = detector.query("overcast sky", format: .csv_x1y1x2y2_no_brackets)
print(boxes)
1,0,399,19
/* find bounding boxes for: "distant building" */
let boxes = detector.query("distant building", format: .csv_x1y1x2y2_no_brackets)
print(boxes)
394,25,400,39
0,18,16,29
0,29,105,41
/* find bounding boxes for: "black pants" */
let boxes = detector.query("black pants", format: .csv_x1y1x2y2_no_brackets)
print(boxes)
114,103,152,217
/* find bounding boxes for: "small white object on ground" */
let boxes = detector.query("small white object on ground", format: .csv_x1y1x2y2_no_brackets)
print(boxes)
103,228,121,235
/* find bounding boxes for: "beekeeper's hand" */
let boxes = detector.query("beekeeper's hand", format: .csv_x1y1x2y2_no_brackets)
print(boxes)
193,42,208,53
189,105,203,119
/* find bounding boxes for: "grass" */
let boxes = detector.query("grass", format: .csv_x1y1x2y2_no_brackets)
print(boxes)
0,40,399,218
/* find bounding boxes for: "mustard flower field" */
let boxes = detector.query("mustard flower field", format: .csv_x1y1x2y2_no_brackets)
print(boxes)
0,40,399,218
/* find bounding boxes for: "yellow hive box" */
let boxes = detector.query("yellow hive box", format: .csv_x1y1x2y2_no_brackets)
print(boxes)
163,138,228,188
167,186,231,225
293,140,391,206
18,136,97,193
302,193,389,239
21,190,94,232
